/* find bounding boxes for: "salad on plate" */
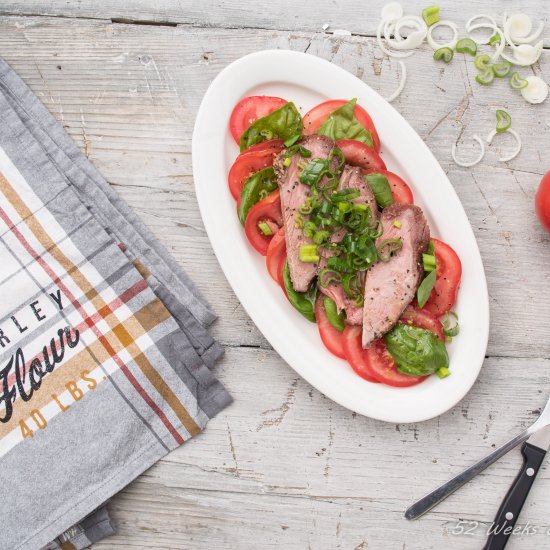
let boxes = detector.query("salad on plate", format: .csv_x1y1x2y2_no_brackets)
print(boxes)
228,95,462,388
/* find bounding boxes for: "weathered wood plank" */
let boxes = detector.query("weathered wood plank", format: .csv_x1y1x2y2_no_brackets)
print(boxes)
0,0,549,47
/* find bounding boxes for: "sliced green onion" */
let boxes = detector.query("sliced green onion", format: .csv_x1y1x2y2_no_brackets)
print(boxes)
299,158,328,186
354,294,365,307
441,311,460,338
488,33,501,46
331,188,360,202
286,144,312,158
475,68,494,85
474,53,491,70
365,173,393,208
303,221,316,238
299,244,319,263
337,201,352,213
426,240,435,256
313,230,330,244
509,72,528,90
327,256,353,273
298,198,313,215
393,220,401,228
495,109,512,134
433,47,453,63
283,157,292,167
377,238,403,262
258,221,273,236
436,366,451,379
294,214,304,229
422,253,437,272
491,61,511,78
455,37,477,56
318,268,341,288
422,4,440,26
258,189,269,200
416,269,436,308
369,220,384,239
342,273,360,298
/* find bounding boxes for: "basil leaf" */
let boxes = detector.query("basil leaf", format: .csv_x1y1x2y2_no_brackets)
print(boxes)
416,269,437,308
364,173,393,208
323,296,346,332
317,99,374,148
385,323,449,377
238,167,278,224
240,102,303,152
283,262,317,322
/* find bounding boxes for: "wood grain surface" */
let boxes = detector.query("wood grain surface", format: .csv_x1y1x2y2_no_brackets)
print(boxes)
0,2,549,548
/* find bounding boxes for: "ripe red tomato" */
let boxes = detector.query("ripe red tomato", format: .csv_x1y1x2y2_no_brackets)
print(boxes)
266,227,286,288
229,96,287,145
342,325,380,383
422,239,462,317
335,139,386,174
315,298,346,359
399,305,444,341
228,142,283,200
244,190,282,256
378,170,414,204
535,171,550,232
303,99,381,152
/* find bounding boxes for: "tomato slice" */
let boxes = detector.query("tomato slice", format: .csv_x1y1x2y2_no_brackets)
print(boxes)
239,138,284,156
303,99,381,152
229,96,287,145
244,190,282,256
364,339,428,387
266,227,286,288
377,170,414,204
422,239,462,317
315,298,346,359
228,142,283,200
335,139,386,174
399,305,444,341
342,325,380,383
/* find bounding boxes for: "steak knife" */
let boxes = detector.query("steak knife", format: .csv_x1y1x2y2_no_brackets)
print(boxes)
482,424,550,550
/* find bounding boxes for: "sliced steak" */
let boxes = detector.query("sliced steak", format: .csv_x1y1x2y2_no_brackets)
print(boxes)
275,134,335,292
319,165,378,325
362,204,430,347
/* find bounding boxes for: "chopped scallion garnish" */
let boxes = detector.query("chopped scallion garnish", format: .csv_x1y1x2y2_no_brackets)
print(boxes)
422,253,437,272
475,68,494,85
491,61,511,78
495,109,512,134
393,220,401,228
509,72,528,90
258,221,273,236
436,366,451,379
488,33,501,46
433,47,453,63
299,244,319,263
455,37,477,56
422,4,440,26
283,157,292,167
474,54,491,71
441,311,460,338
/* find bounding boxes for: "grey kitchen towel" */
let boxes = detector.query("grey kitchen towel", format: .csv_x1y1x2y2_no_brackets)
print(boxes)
0,59,231,550
0,57,224,368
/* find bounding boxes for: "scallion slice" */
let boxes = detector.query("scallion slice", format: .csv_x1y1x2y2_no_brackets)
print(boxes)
491,61,511,78
495,109,512,134
422,4,440,26
318,268,341,288
474,53,491,70
488,33,501,46
475,68,494,85
422,253,437,272
436,367,451,379
455,37,477,56
377,238,403,262
299,244,319,263
313,230,330,245
299,158,328,186
441,311,460,338
258,221,273,236
509,72,528,90
433,46,454,63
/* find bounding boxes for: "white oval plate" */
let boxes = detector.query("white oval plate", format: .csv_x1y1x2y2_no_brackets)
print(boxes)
193,50,489,423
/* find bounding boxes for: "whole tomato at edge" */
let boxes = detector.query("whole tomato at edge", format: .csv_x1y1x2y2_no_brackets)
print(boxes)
535,171,550,232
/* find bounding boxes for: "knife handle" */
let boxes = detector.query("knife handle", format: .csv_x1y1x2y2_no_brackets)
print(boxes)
483,442,546,550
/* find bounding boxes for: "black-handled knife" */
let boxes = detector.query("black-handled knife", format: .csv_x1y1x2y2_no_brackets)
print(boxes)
483,424,550,550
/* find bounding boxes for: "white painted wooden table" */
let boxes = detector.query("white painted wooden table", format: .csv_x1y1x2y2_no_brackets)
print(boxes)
1,1,549,548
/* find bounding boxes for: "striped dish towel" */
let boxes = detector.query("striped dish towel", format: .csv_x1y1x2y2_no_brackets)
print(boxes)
0,58,231,550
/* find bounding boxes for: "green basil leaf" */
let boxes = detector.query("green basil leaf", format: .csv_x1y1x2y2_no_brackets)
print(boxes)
385,323,449,377
317,99,374,148
237,167,278,224
283,262,317,322
323,296,346,332
416,269,437,309
240,102,303,151
364,173,393,208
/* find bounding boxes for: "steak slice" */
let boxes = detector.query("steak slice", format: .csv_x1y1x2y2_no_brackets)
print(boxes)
319,165,378,325
274,134,336,292
362,204,430,347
